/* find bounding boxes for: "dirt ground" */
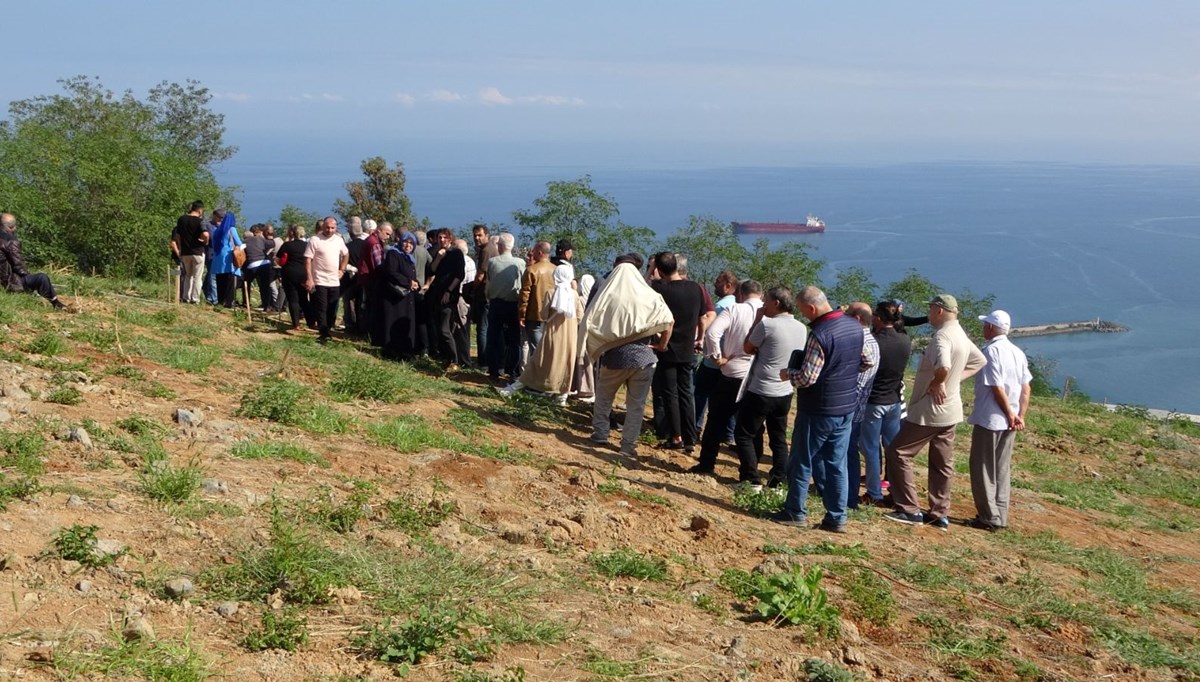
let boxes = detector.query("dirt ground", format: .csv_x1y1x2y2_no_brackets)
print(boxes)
1,298,1198,681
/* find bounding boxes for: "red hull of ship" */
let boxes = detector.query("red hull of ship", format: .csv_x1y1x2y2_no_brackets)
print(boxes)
732,222,825,234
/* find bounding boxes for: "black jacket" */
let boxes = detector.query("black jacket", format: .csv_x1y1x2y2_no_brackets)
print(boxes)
0,230,27,292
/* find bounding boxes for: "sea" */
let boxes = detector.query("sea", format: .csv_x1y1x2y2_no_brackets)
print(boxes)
217,160,1200,415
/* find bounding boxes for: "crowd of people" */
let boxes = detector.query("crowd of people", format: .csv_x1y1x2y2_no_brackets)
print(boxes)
167,205,1034,533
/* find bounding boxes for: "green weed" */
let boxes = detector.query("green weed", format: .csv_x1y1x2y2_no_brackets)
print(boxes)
589,548,669,581
762,541,869,560
238,378,351,434
242,608,309,652
718,568,765,601
445,406,491,437
116,414,169,438
841,566,895,626
382,493,458,536
304,482,375,534
56,633,211,681
893,559,953,588
22,331,66,356
732,484,787,517
366,414,455,452
0,430,47,475
0,475,41,511
803,658,859,682
139,451,202,504
353,605,468,668
753,565,840,637
45,385,83,405
52,524,125,568
328,358,426,402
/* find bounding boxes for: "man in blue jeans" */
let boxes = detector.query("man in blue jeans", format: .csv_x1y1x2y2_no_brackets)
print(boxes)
774,286,864,533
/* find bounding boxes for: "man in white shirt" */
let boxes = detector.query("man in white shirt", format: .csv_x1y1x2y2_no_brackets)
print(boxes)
967,310,1031,531
305,216,349,344
690,279,764,476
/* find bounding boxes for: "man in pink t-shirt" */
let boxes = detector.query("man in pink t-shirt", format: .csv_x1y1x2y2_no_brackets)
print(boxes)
305,216,349,343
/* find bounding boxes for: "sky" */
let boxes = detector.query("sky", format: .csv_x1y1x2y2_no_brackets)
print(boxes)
3,1,1199,168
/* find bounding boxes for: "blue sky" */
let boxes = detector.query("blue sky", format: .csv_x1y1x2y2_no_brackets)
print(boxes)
3,1,1198,167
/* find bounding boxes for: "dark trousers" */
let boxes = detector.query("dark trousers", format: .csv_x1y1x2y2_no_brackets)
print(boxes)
281,276,312,328
342,279,365,336
486,299,520,378
312,285,340,339
435,300,462,364
216,273,238,308
697,374,742,470
652,359,697,445
247,264,275,310
20,273,58,302
734,391,792,484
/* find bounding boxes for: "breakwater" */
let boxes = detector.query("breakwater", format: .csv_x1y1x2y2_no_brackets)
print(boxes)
1009,318,1129,339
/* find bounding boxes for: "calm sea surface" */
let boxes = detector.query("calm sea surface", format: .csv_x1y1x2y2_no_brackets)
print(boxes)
218,161,1200,413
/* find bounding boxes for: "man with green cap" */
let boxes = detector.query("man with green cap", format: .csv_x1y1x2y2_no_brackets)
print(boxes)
884,294,986,530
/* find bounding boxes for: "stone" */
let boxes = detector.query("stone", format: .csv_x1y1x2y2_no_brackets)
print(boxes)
67,427,94,450
843,646,866,666
66,495,85,507
206,419,239,434
839,619,862,645
94,539,127,558
724,636,748,659
75,580,93,593
164,578,194,599
0,408,11,425
329,586,362,605
688,515,711,536
214,601,239,618
200,479,229,495
174,408,203,427
1,383,31,401
568,470,600,489
122,617,155,642
499,526,531,545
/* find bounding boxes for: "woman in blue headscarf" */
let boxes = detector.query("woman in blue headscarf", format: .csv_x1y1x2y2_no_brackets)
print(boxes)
208,211,243,308
371,231,420,359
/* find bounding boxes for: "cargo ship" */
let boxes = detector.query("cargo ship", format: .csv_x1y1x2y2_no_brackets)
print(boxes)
732,214,826,234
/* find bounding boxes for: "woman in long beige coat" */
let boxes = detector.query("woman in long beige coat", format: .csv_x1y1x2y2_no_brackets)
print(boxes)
500,263,582,404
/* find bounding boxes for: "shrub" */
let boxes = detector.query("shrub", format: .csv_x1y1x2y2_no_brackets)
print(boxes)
52,524,125,568
139,450,202,504
353,605,468,668
754,565,840,637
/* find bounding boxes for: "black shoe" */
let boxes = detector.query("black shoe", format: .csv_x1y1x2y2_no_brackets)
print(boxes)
817,520,847,534
925,516,950,531
686,465,715,476
769,511,808,528
656,440,684,451
965,517,1003,532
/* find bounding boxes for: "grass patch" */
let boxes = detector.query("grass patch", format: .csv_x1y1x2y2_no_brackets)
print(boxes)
302,481,375,534
328,358,427,402
22,330,66,356
762,541,869,560
366,414,456,452
468,441,535,464
115,414,169,438
491,391,561,426
718,568,765,601
841,566,896,627
139,449,202,504
44,385,83,405
589,548,669,581
0,475,41,511
892,559,953,588
382,492,458,536
238,378,351,434
242,608,309,652
731,484,787,517
56,633,211,681
228,440,329,467
597,471,671,506
1,430,47,475
445,406,491,437
353,605,468,670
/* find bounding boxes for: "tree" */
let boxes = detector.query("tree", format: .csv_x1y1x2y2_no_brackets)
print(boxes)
333,157,421,229
513,175,655,275
881,270,994,339
744,238,825,294
277,204,322,230
0,76,234,277
827,266,878,308
662,214,751,288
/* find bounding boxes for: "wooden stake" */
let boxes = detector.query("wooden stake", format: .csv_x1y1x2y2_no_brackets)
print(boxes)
243,280,253,321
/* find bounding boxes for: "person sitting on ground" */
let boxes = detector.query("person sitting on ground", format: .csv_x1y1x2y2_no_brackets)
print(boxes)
0,213,70,311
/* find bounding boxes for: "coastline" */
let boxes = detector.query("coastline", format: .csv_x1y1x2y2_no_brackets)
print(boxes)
1098,402,1200,424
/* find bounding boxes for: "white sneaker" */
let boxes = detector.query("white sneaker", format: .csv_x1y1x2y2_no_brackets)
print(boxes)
554,394,568,407
496,381,523,397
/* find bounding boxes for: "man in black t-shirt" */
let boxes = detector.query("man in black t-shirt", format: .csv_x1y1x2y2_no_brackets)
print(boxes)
171,200,209,304
650,252,715,453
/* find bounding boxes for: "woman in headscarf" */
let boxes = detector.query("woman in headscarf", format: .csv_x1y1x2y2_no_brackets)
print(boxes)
500,262,583,404
208,211,243,308
372,231,420,359
571,273,597,402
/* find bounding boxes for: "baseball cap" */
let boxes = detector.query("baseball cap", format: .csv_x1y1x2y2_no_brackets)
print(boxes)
979,310,1011,331
928,294,959,314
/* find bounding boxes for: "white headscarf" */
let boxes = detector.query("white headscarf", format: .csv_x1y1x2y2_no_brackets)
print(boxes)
578,274,595,305
548,262,577,319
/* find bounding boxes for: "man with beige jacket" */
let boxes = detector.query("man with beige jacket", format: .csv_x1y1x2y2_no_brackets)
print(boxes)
884,294,986,530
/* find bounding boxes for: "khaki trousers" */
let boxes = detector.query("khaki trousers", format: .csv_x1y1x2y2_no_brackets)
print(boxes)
885,421,957,517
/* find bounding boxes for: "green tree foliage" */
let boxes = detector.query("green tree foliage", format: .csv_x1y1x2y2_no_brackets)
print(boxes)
513,175,655,275
333,157,423,230
277,204,322,230
882,269,995,338
0,76,234,277
660,214,825,293
827,265,879,308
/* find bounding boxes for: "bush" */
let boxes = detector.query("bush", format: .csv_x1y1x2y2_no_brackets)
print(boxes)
754,565,840,637
238,378,351,434
52,524,125,568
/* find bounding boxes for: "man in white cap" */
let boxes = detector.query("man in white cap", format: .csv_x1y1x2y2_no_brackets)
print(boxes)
966,310,1031,531
884,294,986,530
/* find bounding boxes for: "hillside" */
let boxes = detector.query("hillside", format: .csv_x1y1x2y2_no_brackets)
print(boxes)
1,278,1198,682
